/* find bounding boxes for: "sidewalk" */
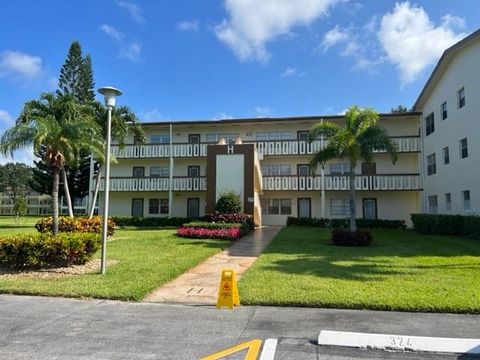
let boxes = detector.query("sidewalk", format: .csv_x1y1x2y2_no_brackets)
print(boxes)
144,226,282,304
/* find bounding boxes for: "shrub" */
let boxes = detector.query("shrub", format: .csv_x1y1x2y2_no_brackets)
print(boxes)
35,217,115,236
411,214,480,239
0,233,100,269
331,228,372,247
182,221,251,236
203,213,254,230
176,227,242,240
286,217,406,229
215,191,242,214
112,216,195,227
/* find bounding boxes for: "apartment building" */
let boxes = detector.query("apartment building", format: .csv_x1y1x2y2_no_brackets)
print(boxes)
0,193,88,216
96,112,422,225
414,29,480,215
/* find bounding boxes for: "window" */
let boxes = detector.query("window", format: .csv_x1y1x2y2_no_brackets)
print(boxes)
425,112,435,136
428,195,438,214
458,87,465,108
427,154,436,176
150,134,170,144
330,163,350,175
297,130,309,140
149,199,159,214
132,167,145,178
330,199,349,216
445,193,452,211
441,102,447,120
256,131,292,140
361,162,376,175
442,146,449,165
463,190,471,210
150,166,169,177
188,166,200,177
260,198,291,215
297,164,310,176
205,133,239,143
261,164,291,176
460,138,468,158
160,199,169,214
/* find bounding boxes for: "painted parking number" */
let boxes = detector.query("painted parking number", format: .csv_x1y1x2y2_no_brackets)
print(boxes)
389,336,413,348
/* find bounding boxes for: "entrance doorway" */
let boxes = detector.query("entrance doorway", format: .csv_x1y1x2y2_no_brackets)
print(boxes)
187,198,200,218
298,198,311,218
132,198,144,217
362,198,377,220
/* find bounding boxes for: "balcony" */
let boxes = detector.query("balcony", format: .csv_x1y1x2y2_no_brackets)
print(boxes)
110,136,420,159
100,177,207,192
262,174,421,191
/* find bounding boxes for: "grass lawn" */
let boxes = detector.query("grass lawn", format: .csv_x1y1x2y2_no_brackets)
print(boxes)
0,216,41,235
0,228,229,300
239,227,480,313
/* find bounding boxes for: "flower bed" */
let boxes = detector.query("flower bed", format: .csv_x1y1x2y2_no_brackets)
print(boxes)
177,226,242,240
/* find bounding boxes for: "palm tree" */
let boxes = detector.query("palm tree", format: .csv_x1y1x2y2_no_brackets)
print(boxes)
309,106,398,232
0,93,103,235
87,102,145,218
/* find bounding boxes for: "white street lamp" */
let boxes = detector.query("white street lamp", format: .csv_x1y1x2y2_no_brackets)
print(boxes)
98,86,122,275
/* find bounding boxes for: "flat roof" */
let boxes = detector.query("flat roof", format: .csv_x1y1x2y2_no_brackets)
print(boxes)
140,112,422,127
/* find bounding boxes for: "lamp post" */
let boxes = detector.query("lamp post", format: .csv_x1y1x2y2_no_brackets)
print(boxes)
98,86,122,275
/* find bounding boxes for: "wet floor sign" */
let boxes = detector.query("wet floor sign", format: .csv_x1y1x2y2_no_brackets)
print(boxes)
216,269,240,309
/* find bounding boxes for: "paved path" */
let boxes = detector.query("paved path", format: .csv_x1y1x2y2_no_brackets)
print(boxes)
145,226,282,304
1,295,480,360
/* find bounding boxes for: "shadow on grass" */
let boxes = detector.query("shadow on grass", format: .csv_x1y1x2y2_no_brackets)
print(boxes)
255,227,480,282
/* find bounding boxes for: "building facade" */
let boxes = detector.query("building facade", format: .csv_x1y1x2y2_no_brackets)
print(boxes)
96,112,422,225
414,29,480,216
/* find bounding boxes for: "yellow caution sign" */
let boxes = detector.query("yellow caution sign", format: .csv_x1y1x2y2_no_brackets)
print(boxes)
200,339,262,360
216,269,240,309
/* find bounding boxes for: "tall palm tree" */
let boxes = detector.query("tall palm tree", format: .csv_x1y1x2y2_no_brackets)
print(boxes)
87,102,145,218
309,106,398,232
0,93,103,235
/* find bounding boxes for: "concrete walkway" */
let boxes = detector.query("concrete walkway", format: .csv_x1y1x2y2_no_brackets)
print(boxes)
145,226,282,304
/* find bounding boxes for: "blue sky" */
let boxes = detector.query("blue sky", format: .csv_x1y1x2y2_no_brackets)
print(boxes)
1,0,479,164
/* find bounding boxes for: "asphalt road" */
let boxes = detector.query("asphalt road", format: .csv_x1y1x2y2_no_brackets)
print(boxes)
0,295,479,359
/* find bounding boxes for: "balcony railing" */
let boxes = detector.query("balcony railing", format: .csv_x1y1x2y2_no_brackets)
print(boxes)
110,136,420,159
100,176,207,192
262,174,421,191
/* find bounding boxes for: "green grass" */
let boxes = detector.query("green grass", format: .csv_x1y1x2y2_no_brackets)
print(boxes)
239,227,480,313
0,228,228,300
0,216,40,235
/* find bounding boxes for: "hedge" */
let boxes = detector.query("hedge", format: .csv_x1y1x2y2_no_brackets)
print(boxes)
177,227,242,240
35,216,115,236
286,217,406,229
0,233,100,269
331,228,372,247
411,214,480,239
203,213,254,230
111,216,196,227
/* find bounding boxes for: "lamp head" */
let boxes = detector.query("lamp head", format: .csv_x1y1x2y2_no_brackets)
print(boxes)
98,86,123,108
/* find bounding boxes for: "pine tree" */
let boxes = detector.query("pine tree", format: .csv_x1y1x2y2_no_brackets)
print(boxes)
78,55,95,103
57,41,84,99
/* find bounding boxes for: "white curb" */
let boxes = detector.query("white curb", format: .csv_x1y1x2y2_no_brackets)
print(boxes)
318,330,480,354
259,338,278,360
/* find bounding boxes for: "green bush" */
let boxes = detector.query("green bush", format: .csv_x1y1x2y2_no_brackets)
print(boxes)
112,216,195,227
286,217,406,229
35,216,115,236
215,191,242,214
0,233,100,269
331,228,372,246
411,214,480,239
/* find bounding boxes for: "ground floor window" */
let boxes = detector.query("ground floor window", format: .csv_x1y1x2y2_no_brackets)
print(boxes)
462,190,471,210
149,198,169,214
428,195,438,214
330,199,349,216
260,198,292,215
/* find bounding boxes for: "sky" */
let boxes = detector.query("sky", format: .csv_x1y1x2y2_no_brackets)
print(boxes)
0,0,479,164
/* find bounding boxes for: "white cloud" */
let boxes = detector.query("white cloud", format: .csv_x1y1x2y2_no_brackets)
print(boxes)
100,24,123,41
116,1,145,24
280,66,306,78
378,2,466,85
140,108,162,122
321,25,350,51
215,0,339,62
177,20,200,32
253,106,273,117
0,109,14,127
100,24,142,61
0,50,43,80
0,147,37,166
213,112,234,120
